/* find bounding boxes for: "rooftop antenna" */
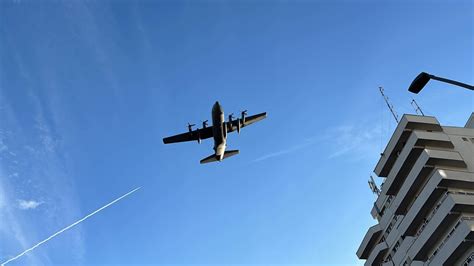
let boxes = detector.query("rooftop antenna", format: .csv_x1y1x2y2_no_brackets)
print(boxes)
379,86,399,123
410,99,425,116
368,175,381,196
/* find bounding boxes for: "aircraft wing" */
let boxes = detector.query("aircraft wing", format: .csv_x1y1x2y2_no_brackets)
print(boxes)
227,112,267,132
163,126,214,144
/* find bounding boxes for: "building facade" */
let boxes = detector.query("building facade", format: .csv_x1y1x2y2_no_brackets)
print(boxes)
357,113,474,265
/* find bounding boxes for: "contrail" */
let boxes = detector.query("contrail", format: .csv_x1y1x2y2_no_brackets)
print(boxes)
1,186,141,266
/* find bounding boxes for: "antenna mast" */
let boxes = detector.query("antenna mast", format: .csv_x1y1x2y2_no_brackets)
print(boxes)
368,175,381,196
379,86,399,123
410,99,425,116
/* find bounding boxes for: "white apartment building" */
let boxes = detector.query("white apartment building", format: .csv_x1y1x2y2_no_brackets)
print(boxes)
357,113,474,265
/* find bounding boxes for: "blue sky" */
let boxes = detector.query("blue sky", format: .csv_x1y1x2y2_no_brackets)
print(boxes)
0,0,472,265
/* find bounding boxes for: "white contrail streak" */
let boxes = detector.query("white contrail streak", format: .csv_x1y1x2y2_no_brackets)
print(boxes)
1,186,141,266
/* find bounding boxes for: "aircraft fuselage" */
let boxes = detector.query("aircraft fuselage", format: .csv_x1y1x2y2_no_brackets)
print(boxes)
212,101,226,161
162,101,266,164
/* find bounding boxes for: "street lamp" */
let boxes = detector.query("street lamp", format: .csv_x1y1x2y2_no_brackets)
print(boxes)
408,72,473,94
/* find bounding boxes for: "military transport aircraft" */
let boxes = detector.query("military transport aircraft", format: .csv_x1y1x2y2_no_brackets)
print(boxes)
163,101,267,164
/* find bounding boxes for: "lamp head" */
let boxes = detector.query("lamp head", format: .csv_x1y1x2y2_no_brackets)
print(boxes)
408,72,432,94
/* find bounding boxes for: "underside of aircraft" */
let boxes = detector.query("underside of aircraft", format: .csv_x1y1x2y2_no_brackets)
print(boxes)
163,101,266,164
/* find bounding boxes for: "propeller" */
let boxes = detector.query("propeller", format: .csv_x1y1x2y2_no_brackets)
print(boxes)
188,122,202,143
241,110,248,121
202,120,208,128
237,110,248,134
187,123,195,132
228,113,234,122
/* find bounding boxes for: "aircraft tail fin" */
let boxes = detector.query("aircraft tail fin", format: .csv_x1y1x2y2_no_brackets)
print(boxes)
200,150,239,164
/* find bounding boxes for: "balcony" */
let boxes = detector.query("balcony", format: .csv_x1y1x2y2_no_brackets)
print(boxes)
384,148,465,199
407,193,474,261
364,241,388,266
375,115,443,178
390,149,466,215
391,236,415,265
357,224,383,259
385,215,403,248
374,131,454,214
427,217,474,265
397,169,474,237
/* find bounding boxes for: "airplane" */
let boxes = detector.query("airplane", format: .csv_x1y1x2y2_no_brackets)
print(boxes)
163,101,267,164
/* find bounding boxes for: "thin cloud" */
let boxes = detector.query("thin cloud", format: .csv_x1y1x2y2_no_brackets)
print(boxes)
0,52,85,264
0,136,7,154
327,123,383,161
0,173,42,265
17,200,43,210
1,40,81,265
253,140,318,162
1,187,141,266
253,147,298,162
0,99,43,265
253,120,384,163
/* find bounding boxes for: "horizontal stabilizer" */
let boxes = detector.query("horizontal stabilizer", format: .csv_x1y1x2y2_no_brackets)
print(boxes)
200,150,240,164
200,154,218,164
223,150,239,159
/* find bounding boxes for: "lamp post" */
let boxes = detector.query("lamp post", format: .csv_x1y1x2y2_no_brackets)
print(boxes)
408,72,473,94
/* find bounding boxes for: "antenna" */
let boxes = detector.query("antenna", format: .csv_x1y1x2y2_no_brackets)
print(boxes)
368,175,381,196
379,87,399,123
410,99,425,116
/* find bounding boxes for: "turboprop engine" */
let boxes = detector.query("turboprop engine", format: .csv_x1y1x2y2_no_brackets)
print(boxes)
228,113,243,134
188,123,201,144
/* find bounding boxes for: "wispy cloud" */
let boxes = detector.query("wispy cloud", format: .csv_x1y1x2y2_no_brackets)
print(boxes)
0,100,42,265
0,136,8,154
17,200,43,210
1,187,141,266
0,85,81,264
253,138,319,162
1,5,102,263
0,170,43,265
326,122,384,161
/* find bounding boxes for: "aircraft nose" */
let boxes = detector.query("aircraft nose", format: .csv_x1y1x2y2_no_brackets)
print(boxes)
213,101,222,112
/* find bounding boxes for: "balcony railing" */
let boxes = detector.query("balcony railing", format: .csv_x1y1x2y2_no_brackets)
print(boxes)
463,252,474,266
383,214,399,240
404,166,436,212
413,190,474,238
427,216,474,263
454,190,474,196
415,191,449,237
